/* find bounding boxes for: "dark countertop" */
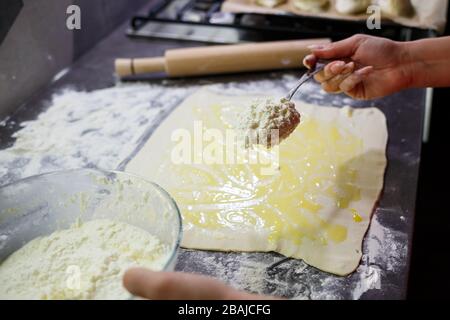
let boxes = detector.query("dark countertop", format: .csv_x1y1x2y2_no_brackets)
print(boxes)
0,20,425,299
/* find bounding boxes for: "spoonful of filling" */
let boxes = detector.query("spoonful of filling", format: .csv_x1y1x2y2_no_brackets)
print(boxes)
239,98,301,148
239,60,329,148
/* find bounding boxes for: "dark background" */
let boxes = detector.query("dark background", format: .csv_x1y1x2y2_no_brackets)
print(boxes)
0,0,148,119
407,9,450,300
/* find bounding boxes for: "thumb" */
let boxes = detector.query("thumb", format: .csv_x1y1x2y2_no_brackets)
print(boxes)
309,34,365,59
123,268,264,300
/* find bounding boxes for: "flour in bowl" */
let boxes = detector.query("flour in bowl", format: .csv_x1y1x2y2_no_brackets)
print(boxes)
0,219,169,300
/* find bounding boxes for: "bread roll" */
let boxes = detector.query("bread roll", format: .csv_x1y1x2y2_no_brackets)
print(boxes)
292,0,330,12
335,0,371,14
378,0,414,17
255,0,287,8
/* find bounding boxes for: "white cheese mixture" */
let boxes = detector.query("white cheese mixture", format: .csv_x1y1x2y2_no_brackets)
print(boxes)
0,219,169,300
239,98,301,148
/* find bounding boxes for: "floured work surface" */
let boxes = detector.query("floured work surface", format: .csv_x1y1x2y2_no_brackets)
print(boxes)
0,17,422,298
126,89,387,276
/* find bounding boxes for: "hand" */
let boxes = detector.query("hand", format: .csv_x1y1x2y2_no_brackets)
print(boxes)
303,34,413,100
123,268,277,300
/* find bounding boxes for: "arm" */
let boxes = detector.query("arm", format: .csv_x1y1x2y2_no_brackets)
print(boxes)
304,35,450,100
405,36,450,89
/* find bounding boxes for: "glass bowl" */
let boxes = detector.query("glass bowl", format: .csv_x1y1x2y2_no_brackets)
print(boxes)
0,168,182,283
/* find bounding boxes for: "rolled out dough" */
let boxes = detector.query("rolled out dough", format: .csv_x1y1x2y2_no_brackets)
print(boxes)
126,89,388,276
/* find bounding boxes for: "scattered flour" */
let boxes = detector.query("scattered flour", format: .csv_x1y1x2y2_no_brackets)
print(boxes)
176,212,407,300
0,219,168,300
0,83,194,185
0,73,408,299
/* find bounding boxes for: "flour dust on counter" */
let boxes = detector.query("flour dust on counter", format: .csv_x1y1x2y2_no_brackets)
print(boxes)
126,89,388,276
0,83,194,185
176,212,407,299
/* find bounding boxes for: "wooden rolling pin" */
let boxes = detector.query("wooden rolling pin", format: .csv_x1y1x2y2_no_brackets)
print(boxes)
115,39,330,77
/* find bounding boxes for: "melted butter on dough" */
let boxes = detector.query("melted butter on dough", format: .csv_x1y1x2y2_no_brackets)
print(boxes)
126,89,388,276
179,104,362,246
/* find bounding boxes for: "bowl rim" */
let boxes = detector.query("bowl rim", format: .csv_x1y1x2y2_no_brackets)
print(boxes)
0,167,183,272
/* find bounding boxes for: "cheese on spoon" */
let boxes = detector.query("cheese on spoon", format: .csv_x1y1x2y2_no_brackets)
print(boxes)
239,98,301,148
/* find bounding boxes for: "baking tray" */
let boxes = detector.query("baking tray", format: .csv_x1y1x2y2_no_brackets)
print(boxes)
127,0,439,44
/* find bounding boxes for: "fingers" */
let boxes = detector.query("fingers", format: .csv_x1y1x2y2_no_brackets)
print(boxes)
308,34,366,60
314,60,350,82
303,34,373,98
123,268,267,300
320,62,355,93
303,54,317,70
339,66,373,93
313,63,373,96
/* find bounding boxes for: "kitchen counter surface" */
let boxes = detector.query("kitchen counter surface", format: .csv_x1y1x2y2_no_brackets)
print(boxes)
0,19,424,299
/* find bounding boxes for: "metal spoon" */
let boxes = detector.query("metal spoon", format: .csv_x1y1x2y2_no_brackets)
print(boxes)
241,59,330,148
284,59,330,101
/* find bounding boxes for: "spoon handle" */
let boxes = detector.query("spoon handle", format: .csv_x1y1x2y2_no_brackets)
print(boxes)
285,59,331,101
